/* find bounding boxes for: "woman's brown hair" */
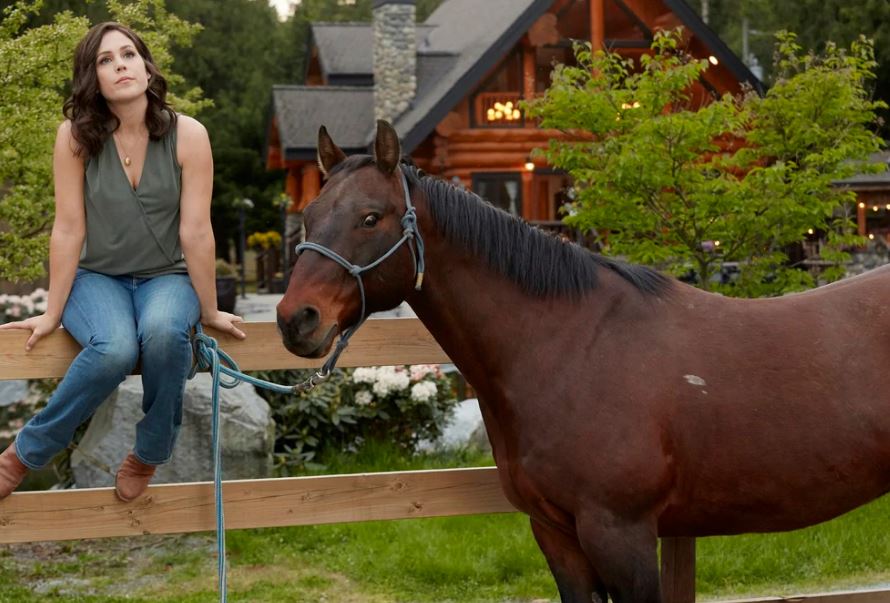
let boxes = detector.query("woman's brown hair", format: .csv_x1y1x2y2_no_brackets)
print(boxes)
63,22,176,159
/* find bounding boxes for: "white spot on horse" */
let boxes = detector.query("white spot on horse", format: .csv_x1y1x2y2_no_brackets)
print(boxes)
684,374,707,387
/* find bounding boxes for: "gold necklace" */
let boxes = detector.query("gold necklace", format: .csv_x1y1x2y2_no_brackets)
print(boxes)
113,130,144,167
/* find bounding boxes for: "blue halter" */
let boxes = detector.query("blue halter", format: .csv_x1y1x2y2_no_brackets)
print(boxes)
293,166,426,379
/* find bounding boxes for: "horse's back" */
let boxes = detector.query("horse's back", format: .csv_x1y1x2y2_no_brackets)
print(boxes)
635,269,890,536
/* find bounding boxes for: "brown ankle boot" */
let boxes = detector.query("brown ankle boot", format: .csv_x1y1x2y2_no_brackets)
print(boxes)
115,452,157,502
0,442,29,500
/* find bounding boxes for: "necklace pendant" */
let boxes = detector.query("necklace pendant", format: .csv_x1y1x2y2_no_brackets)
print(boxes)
124,156,131,167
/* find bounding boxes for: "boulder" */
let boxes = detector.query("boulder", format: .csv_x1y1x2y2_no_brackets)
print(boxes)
72,373,275,488
0,380,28,407
418,398,490,454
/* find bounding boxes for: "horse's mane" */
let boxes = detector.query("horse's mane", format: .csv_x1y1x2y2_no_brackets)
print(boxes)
330,155,671,299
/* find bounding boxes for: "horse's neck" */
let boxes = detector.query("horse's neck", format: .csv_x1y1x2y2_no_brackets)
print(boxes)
405,233,631,404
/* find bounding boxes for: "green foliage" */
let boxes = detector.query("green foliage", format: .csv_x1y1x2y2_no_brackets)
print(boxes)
252,365,458,472
708,0,890,107
0,0,206,283
524,29,885,296
0,2,86,282
165,0,302,260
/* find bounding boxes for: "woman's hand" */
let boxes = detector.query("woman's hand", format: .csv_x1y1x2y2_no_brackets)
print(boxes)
201,310,246,339
0,313,62,351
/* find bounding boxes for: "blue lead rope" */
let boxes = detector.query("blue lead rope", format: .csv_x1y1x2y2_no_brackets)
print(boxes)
190,327,295,603
189,167,426,601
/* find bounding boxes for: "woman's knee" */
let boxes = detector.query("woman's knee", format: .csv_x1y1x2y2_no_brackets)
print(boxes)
90,338,139,375
139,321,192,354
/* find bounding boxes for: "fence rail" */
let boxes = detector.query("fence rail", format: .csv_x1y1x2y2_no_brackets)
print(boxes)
1,319,886,603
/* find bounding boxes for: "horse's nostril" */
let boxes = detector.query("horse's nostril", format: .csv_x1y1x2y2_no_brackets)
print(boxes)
294,305,320,337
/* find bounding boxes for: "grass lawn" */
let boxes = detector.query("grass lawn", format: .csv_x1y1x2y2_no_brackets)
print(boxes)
0,442,887,602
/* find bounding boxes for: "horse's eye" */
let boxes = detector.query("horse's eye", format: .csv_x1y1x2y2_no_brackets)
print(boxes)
362,214,380,228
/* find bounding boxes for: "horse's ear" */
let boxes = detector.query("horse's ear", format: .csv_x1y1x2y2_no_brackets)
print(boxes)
317,125,347,178
373,120,401,175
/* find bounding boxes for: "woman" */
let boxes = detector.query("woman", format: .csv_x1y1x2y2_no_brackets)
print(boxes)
0,22,245,502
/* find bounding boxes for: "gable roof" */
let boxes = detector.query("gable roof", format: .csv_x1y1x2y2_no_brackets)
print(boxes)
272,0,762,160
273,86,374,159
310,22,437,77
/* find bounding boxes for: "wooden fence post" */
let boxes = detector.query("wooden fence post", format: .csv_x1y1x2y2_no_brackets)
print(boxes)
661,537,696,603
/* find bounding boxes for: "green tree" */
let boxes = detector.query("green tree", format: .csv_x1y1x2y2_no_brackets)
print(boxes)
707,0,890,110
0,0,206,282
525,30,885,296
166,0,303,261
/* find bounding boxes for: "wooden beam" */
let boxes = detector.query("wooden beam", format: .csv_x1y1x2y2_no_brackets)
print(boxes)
0,318,450,380
661,537,696,603
298,163,321,212
0,467,514,544
591,0,605,51
716,590,890,603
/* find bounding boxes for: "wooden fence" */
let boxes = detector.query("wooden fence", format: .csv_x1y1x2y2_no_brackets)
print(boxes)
0,318,887,603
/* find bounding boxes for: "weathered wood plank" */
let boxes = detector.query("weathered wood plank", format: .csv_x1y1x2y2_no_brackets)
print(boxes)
0,318,450,379
713,590,890,603
661,536,696,603
0,467,513,544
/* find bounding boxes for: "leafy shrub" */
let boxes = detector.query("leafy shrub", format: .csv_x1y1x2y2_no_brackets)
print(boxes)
250,365,458,472
215,259,237,277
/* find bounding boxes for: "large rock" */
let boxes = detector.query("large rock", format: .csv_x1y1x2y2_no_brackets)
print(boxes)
0,380,28,407
418,398,491,454
72,374,275,488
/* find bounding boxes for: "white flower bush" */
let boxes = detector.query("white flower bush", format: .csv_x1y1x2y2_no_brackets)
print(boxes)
410,381,437,403
260,363,457,470
354,390,373,406
0,288,48,323
353,365,444,404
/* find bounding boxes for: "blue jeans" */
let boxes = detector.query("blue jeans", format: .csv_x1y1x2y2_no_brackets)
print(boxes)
15,269,200,469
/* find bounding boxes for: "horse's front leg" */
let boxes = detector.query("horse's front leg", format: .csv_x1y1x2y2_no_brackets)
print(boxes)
530,517,609,603
575,510,661,603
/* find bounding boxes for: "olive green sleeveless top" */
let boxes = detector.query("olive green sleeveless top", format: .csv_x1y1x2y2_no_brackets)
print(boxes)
80,122,187,277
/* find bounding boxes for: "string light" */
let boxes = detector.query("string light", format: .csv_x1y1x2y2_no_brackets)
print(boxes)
869,233,875,240
807,228,814,235
708,55,719,65
859,202,866,209
873,206,879,212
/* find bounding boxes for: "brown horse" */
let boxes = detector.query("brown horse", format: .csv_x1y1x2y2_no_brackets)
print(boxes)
276,120,890,603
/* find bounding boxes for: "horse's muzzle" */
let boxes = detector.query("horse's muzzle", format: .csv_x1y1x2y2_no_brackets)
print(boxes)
277,305,338,358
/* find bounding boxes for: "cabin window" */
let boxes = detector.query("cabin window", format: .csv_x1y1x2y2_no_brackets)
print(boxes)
473,173,523,216
471,50,524,128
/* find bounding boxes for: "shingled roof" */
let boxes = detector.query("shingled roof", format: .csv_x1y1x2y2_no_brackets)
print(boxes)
310,22,437,78
271,0,762,160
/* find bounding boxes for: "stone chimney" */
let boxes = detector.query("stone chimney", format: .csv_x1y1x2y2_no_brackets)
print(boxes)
373,0,416,124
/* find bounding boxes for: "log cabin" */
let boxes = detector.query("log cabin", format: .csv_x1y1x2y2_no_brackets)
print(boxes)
265,0,762,252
